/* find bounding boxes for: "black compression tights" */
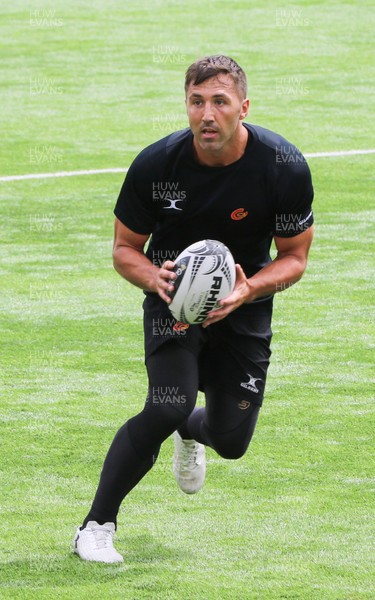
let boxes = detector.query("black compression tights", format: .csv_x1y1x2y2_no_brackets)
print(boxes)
83,342,260,527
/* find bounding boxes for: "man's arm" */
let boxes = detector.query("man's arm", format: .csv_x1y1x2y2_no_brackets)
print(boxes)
243,225,314,301
112,217,175,302
202,225,314,327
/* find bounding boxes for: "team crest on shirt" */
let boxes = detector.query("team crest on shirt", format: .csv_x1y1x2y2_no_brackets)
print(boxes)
240,373,261,394
231,207,249,221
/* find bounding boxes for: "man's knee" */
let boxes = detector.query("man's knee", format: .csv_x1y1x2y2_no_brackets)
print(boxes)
127,399,194,459
202,404,260,460
211,435,249,460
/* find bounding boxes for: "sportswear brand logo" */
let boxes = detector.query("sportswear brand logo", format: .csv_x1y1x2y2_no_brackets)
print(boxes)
231,208,249,221
240,374,261,394
238,400,251,410
152,181,186,209
163,198,184,211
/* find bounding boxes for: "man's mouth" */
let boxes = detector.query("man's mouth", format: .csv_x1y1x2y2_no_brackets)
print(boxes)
201,127,219,138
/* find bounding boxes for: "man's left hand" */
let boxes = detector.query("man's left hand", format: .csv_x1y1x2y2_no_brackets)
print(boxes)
202,264,252,327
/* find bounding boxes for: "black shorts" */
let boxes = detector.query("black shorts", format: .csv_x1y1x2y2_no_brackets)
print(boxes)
143,293,273,406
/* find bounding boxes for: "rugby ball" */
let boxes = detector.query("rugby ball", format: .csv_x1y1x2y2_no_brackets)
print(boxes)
168,239,236,324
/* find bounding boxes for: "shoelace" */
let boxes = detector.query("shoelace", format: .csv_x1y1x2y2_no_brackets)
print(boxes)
89,527,113,549
180,441,201,467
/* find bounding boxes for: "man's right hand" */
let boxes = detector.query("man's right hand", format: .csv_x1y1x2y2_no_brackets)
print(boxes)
155,261,176,304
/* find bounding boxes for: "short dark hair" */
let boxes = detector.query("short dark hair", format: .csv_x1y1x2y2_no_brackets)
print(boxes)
185,55,247,99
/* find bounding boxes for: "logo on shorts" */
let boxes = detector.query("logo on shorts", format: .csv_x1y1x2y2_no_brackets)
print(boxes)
231,207,249,221
238,400,251,410
173,321,189,332
240,374,261,394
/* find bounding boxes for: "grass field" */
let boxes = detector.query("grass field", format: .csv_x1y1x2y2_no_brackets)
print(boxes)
1,1,374,599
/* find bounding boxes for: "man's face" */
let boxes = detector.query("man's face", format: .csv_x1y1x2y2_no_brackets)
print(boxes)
185,74,249,156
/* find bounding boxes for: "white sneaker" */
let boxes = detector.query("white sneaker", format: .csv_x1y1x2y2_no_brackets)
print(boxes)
73,521,124,563
173,431,206,494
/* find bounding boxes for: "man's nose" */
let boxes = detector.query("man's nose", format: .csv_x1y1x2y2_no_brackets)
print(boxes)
202,102,214,122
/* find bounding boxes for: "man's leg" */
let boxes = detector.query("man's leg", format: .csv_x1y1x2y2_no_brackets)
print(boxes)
178,388,261,459
177,307,272,461
81,342,199,527
74,342,199,562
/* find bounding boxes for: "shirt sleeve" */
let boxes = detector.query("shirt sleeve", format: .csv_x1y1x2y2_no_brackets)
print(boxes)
114,155,157,235
272,151,314,238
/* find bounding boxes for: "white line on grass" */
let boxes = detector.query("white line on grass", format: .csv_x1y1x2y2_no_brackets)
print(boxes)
305,149,375,158
0,149,374,182
0,167,128,182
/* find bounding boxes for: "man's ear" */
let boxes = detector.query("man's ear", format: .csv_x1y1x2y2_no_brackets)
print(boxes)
240,98,250,120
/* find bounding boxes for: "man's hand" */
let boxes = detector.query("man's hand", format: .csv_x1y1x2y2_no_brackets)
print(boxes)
156,260,176,304
202,264,252,327
202,226,314,328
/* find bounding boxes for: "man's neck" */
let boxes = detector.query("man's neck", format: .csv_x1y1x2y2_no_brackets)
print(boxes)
193,124,248,167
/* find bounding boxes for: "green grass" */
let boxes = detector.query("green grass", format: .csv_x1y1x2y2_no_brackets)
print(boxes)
1,1,374,598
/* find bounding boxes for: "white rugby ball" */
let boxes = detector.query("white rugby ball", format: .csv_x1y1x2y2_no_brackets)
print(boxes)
168,239,236,325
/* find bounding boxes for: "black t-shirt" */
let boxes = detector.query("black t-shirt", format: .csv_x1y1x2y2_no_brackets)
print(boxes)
114,123,314,279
